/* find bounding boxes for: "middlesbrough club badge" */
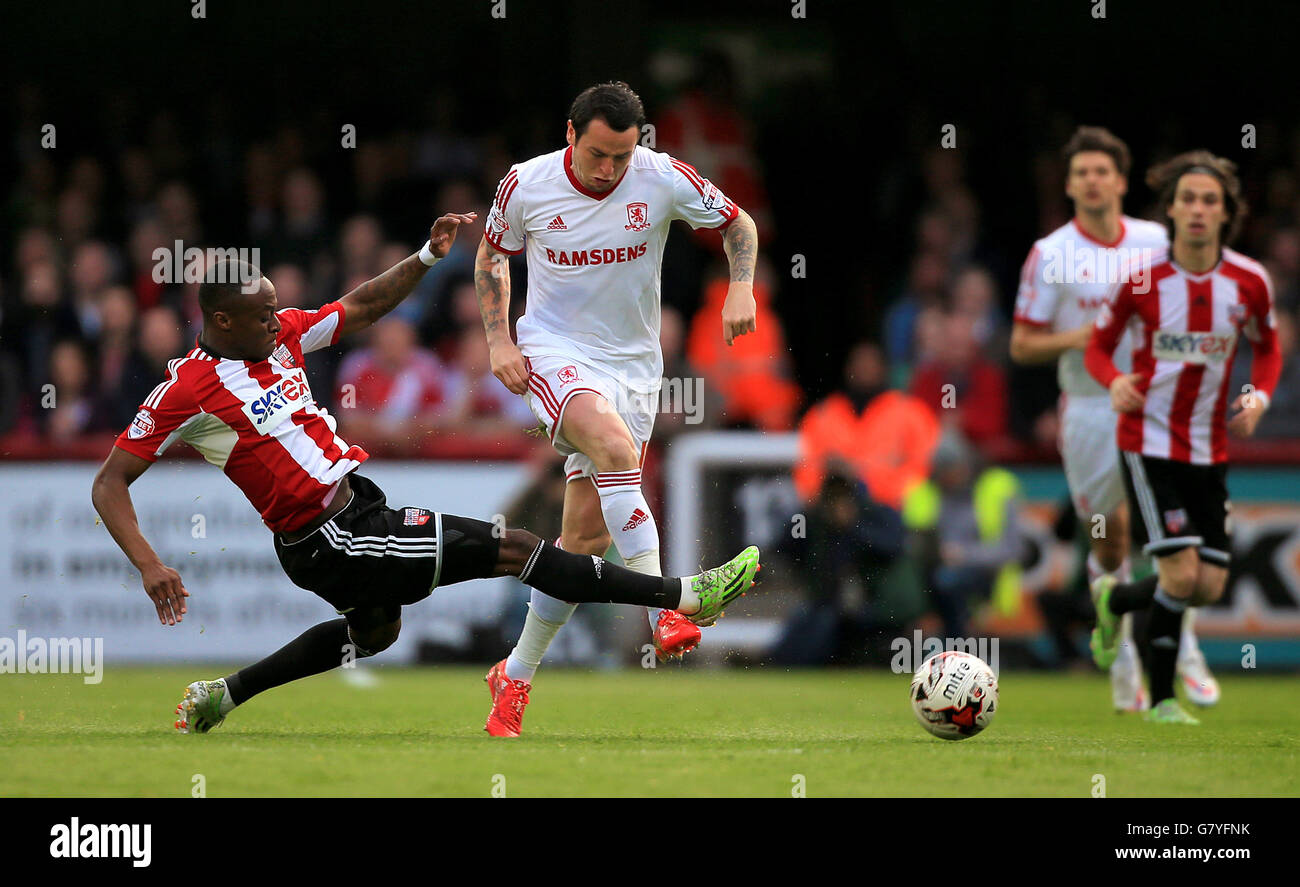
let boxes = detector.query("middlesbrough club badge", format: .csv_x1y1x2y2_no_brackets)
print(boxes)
557,365,581,386
624,202,650,231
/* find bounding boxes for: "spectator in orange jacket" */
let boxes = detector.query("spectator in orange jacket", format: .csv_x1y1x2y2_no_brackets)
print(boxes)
794,342,940,510
686,264,801,430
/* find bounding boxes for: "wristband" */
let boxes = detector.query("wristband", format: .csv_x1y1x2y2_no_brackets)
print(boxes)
418,240,440,267
1254,389,1271,410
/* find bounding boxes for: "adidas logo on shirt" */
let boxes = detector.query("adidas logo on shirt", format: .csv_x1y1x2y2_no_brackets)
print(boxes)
547,215,567,230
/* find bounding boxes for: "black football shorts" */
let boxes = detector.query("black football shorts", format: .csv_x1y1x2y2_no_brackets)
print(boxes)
1118,450,1230,565
273,473,500,622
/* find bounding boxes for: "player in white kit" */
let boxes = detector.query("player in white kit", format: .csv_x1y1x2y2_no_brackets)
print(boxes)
474,82,760,736
1011,127,1218,710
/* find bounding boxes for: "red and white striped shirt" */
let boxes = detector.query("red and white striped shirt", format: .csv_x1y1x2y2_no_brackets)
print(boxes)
114,302,368,532
1085,248,1281,464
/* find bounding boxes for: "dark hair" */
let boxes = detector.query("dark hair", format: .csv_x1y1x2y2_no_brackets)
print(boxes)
568,81,646,139
198,258,262,315
1145,150,1247,245
1062,126,1132,178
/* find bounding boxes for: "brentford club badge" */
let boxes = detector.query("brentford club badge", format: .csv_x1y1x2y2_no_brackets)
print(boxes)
624,202,650,231
1164,508,1188,535
558,365,580,386
1228,302,1248,324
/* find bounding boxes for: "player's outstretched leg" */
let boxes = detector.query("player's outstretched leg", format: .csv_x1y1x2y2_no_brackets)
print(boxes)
1176,608,1220,706
175,610,400,734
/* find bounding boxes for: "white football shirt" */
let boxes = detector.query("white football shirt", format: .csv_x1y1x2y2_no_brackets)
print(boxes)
484,144,739,383
1014,216,1169,396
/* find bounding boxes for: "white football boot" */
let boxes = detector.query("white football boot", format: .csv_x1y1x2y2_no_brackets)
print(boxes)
1111,614,1149,712
1177,610,1220,706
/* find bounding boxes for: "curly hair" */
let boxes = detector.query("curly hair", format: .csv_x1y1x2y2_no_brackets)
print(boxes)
1145,150,1248,245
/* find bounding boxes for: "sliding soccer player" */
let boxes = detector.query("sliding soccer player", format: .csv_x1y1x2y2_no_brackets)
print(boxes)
1085,151,1280,723
91,216,760,734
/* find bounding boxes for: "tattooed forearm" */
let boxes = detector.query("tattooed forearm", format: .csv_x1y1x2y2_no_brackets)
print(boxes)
341,254,429,332
723,209,758,283
474,238,513,343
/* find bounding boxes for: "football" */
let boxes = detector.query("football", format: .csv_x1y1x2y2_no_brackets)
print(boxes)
910,651,999,740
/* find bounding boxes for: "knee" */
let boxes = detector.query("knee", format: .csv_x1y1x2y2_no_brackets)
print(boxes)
1160,562,1199,599
354,619,401,656
497,528,543,574
1092,537,1125,573
1193,572,1227,605
588,433,640,473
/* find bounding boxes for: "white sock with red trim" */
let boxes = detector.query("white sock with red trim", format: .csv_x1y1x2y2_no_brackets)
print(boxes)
505,537,576,683
593,468,663,628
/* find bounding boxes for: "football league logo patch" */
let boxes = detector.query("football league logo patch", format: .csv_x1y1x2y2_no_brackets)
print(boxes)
272,343,296,367
403,508,432,527
128,409,155,440
701,182,725,211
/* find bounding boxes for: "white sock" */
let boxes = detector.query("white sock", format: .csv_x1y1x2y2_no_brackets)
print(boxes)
504,537,576,683
1180,607,1198,656
1113,613,1138,669
215,679,237,715
593,468,664,628
677,577,700,615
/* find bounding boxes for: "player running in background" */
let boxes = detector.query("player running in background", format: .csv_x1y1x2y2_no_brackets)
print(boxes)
1010,126,1217,711
90,217,760,735
1085,150,1280,724
475,81,760,737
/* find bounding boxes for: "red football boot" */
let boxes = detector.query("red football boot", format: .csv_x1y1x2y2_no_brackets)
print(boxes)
484,659,531,738
652,610,702,662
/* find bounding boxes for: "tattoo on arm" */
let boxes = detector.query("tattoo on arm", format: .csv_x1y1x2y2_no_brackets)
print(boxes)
474,240,512,342
723,210,757,283
343,254,429,330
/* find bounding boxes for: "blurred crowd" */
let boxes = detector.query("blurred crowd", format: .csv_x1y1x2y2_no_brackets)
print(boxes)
7,74,1300,457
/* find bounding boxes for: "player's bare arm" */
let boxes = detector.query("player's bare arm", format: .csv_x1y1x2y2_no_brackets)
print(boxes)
338,212,476,336
1228,391,1268,438
721,208,759,345
1008,321,1092,364
91,447,189,626
475,236,528,394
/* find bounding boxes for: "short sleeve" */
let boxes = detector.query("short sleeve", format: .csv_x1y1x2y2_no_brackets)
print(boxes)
668,157,740,230
1012,244,1059,327
484,166,526,254
114,365,201,462
277,301,345,354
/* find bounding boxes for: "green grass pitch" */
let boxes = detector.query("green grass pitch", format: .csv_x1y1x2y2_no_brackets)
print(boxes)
1,667,1295,797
